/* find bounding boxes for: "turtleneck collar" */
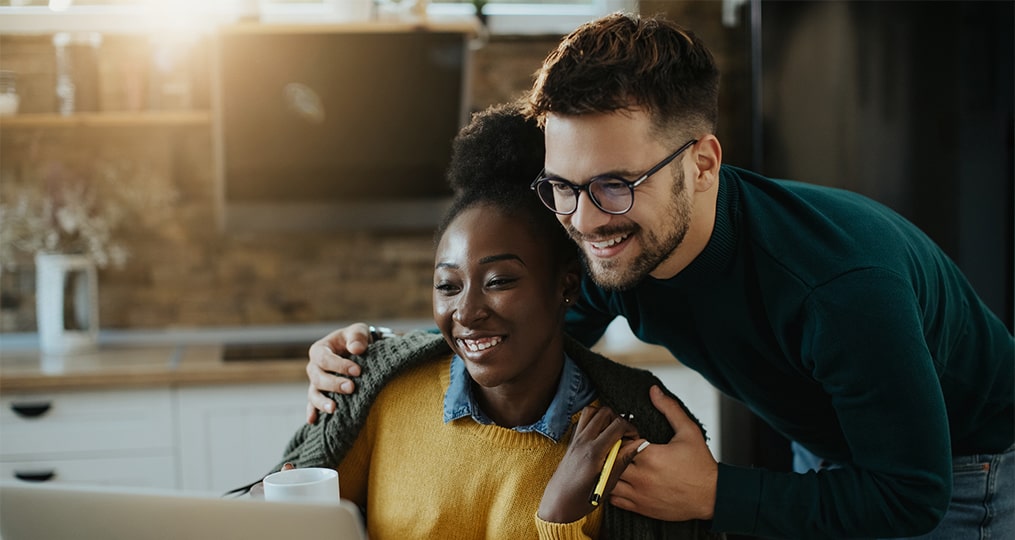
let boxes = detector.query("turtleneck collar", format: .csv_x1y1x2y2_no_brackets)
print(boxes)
650,165,741,287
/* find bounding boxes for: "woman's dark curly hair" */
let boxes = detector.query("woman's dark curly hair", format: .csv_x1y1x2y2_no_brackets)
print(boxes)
436,101,578,270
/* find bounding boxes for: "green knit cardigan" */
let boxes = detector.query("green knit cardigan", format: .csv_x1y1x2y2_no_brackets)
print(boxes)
271,331,722,540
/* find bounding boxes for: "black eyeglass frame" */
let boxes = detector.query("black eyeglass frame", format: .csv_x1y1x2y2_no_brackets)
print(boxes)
530,138,698,216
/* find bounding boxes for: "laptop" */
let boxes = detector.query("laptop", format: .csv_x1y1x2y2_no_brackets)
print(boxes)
0,481,366,540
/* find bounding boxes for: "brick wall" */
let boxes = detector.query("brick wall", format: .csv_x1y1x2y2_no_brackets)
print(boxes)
0,4,750,331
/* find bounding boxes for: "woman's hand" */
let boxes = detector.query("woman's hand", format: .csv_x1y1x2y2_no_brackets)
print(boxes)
305,323,372,423
538,406,645,524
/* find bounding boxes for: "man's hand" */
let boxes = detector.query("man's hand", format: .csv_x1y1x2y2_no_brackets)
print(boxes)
538,406,642,524
305,323,371,424
609,385,719,521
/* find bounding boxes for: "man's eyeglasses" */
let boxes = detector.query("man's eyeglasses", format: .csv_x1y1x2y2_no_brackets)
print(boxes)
530,139,697,216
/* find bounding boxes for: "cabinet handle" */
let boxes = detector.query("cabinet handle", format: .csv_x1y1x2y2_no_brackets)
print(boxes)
14,470,56,482
10,402,52,418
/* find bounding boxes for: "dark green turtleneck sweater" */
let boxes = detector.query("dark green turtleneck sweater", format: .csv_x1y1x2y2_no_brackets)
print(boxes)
565,165,1014,539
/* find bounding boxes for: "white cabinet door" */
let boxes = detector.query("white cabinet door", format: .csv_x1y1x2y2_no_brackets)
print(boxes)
176,383,308,494
0,388,177,487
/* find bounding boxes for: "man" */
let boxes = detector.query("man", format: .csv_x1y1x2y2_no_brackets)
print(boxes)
303,13,1013,539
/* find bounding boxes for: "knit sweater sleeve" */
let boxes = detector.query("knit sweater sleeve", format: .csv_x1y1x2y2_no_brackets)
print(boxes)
269,331,449,473
564,336,724,540
534,508,601,540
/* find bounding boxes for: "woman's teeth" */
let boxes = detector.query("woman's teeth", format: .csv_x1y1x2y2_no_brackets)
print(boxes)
458,336,503,352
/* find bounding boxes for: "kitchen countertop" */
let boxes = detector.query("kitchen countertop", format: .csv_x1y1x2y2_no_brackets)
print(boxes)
0,320,677,393
0,343,310,392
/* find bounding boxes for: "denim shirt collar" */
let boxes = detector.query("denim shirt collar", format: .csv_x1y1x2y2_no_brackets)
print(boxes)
442,353,596,442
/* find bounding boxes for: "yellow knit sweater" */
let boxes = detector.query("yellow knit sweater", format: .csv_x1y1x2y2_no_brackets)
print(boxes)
336,354,603,540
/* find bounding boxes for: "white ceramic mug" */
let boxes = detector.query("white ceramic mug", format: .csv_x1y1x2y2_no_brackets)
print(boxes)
263,467,340,503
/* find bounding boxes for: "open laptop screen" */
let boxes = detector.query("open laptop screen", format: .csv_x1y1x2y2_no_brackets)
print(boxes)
0,481,366,540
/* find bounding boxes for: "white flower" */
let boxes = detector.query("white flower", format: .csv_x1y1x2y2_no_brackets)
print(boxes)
0,159,177,270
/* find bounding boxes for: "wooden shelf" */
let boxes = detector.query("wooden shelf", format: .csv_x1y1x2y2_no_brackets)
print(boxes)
0,110,212,128
220,19,482,36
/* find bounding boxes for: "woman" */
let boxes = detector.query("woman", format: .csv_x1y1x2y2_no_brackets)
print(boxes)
266,104,719,539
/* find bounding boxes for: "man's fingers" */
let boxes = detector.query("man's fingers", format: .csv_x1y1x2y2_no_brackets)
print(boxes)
309,344,362,378
310,323,372,377
609,459,667,518
303,323,374,424
608,475,636,506
649,385,697,440
307,364,356,394
306,339,360,393
607,492,638,513
342,323,372,356
305,401,319,425
308,383,337,413
606,439,646,486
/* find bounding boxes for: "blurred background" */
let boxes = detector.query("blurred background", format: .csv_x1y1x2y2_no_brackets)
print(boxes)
2,0,1009,333
0,0,1011,504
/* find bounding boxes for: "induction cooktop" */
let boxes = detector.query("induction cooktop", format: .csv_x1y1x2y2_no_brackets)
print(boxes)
221,342,310,362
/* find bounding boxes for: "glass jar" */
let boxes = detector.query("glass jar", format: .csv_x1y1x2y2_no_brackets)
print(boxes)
53,32,103,115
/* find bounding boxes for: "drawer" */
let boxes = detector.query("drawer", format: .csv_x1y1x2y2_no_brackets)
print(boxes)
0,388,174,459
1,454,177,489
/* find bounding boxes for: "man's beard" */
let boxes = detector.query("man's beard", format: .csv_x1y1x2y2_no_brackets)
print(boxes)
567,169,692,291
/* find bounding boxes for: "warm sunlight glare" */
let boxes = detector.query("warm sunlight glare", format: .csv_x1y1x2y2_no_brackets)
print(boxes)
48,0,73,12
139,0,235,34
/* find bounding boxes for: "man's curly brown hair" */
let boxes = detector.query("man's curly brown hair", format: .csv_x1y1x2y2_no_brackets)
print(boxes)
527,12,719,143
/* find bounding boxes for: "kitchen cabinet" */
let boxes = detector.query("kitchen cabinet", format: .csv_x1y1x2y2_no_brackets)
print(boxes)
1,382,308,492
0,388,176,488
0,334,322,491
176,382,308,493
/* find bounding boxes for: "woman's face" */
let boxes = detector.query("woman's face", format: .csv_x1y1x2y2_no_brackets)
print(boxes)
433,204,575,390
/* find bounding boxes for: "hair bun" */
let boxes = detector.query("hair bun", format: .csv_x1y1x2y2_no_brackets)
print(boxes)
446,101,545,197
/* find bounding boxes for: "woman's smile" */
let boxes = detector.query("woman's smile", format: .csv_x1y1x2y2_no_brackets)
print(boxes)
434,204,572,393
456,335,505,356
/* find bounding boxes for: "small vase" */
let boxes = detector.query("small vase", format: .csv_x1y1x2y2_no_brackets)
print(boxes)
35,253,99,355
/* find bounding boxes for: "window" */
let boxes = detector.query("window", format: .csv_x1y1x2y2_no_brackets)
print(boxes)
429,1,636,35
0,1,637,35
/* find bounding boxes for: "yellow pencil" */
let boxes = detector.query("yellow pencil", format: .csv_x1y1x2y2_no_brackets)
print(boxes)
589,438,623,506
